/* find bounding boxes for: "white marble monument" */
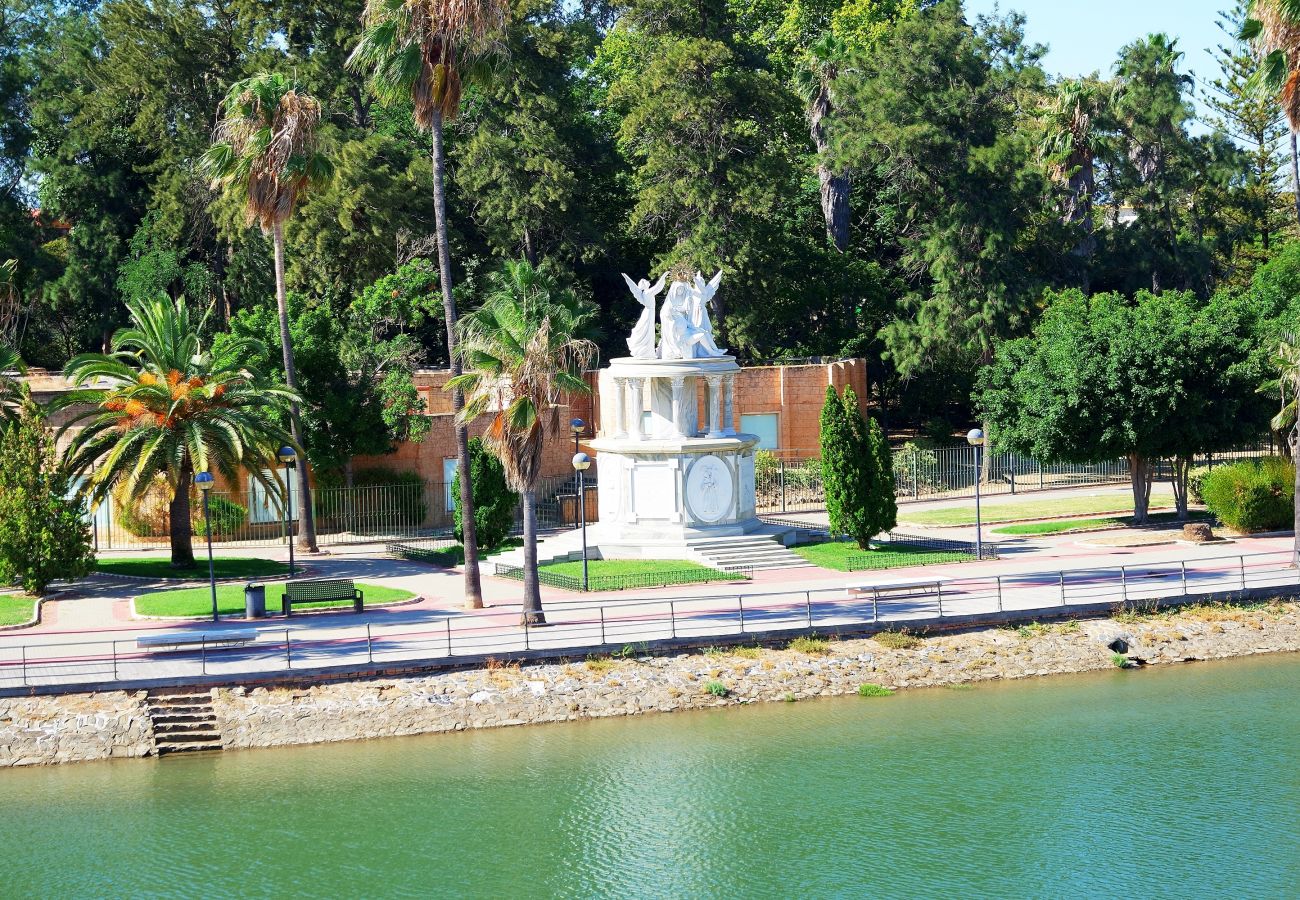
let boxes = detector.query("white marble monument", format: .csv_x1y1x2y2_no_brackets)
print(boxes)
584,270,766,558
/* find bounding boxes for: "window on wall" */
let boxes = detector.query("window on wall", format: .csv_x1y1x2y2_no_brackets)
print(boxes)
741,413,779,449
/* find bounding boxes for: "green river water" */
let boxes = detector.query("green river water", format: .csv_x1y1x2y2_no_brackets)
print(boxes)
2,654,1298,899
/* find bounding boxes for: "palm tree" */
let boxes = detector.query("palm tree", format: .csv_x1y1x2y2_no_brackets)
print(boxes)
1242,1,1300,222
448,260,596,625
1038,78,1113,289
0,342,25,426
57,296,296,568
348,0,509,609
201,72,334,554
793,33,850,253
1268,332,1300,563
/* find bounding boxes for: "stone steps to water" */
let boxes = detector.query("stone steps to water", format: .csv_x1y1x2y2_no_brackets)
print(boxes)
145,689,223,757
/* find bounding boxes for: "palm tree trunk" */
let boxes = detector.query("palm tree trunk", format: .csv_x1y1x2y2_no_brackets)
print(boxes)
272,221,318,552
170,457,196,568
1291,133,1300,227
431,109,483,610
810,85,850,252
520,487,544,625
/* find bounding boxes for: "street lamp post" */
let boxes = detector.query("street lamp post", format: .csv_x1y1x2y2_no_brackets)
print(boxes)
967,428,985,561
278,445,297,578
572,452,592,591
570,417,584,454
194,471,218,623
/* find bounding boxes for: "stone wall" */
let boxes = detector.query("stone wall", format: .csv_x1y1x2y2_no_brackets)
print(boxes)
212,601,1300,753
6,601,1297,766
0,691,152,767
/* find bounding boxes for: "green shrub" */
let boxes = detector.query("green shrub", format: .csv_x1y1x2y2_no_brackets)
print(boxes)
453,438,518,551
1201,458,1295,533
193,496,247,536
857,683,894,697
1187,465,1212,504
705,681,729,697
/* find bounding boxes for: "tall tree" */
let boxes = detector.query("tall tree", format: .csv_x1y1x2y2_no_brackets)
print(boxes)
349,0,512,610
1208,1,1294,267
833,0,1053,475
58,296,296,566
202,72,335,554
449,259,596,624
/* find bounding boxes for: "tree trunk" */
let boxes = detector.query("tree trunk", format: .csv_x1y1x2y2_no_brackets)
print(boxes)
980,420,992,484
809,83,850,252
344,458,356,536
1129,454,1152,524
431,109,483,610
1292,424,1300,567
1291,133,1300,227
522,227,537,266
272,221,318,552
1171,455,1190,522
169,457,196,568
520,487,545,626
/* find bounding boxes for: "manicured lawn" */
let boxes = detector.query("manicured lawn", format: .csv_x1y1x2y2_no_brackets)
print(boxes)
793,540,969,572
400,539,523,567
0,594,37,627
528,559,738,591
900,493,1173,527
134,582,415,617
992,511,1206,535
97,557,289,580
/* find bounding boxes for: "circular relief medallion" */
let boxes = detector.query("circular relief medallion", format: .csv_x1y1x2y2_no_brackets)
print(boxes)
686,455,734,523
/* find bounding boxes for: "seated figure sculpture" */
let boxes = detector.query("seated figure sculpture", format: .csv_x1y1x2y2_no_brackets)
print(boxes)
657,273,727,360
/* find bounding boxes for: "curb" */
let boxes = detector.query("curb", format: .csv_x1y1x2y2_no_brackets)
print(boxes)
0,595,42,632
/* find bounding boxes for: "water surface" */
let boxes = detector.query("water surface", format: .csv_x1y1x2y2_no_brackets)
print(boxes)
3,654,1298,898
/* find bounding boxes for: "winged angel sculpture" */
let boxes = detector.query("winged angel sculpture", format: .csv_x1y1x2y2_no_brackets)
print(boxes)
621,270,727,360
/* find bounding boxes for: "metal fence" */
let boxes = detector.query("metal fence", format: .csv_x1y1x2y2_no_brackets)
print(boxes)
3,549,1294,693
89,471,598,552
753,439,1280,512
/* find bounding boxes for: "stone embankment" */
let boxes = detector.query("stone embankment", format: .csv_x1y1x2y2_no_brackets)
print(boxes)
3,599,1299,766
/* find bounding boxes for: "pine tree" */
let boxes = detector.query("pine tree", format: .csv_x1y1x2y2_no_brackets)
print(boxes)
1204,2,1294,281
0,396,94,595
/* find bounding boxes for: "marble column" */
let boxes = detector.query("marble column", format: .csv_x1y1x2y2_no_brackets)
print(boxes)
723,374,736,435
629,377,645,440
613,377,628,438
670,376,686,439
706,374,724,437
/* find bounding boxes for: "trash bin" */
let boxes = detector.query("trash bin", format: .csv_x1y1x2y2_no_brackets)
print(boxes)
244,582,266,619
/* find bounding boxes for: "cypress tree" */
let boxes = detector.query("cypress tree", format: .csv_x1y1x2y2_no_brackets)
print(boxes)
866,414,898,536
820,385,854,540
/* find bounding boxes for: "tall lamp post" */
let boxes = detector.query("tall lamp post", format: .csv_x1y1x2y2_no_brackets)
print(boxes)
967,428,985,561
194,471,218,623
278,445,297,578
572,452,592,591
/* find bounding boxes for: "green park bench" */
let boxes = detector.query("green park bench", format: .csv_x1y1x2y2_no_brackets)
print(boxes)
282,578,364,616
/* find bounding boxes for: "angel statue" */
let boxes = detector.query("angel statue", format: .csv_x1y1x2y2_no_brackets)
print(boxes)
621,272,667,359
689,271,726,358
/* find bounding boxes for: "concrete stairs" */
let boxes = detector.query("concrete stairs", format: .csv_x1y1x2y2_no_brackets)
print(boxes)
146,689,223,756
486,527,812,573
685,534,812,572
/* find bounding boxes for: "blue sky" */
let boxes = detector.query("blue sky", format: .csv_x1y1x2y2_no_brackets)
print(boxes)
965,1,1234,104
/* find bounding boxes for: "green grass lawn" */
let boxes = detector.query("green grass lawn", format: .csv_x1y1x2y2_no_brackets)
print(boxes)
793,540,969,572
992,510,1206,535
531,559,737,591
97,557,289,580
0,593,37,627
134,582,415,617
401,538,524,567
900,493,1173,527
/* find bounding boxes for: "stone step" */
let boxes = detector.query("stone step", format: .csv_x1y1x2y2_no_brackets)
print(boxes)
148,695,213,706
156,742,223,756
153,728,222,743
151,715,218,727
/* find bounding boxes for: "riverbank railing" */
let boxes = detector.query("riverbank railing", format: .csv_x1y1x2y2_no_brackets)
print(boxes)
2,549,1295,694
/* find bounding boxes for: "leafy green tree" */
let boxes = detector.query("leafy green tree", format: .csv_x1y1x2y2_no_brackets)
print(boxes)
59,296,296,566
452,437,517,552
980,289,1270,523
202,72,335,553
0,337,23,425
349,0,512,610
0,394,94,595
449,259,596,624
221,289,429,484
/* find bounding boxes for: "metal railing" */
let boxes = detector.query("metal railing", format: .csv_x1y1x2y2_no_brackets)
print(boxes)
492,562,754,592
3,549,1295,694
